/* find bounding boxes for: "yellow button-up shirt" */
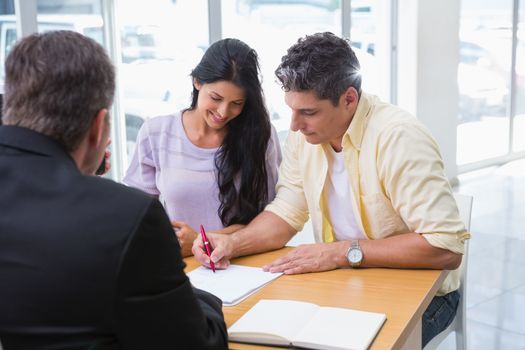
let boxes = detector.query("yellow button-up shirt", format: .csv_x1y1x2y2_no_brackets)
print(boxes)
266,93,470,295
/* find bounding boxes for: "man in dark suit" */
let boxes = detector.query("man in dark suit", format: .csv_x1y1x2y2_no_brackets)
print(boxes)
0,31,227,350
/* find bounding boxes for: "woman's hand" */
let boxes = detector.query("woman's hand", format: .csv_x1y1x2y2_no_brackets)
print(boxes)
172,220,198,257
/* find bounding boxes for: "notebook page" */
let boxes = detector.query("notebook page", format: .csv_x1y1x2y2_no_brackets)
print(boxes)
228,299,320,344
187,265,282,306
293,306,386,350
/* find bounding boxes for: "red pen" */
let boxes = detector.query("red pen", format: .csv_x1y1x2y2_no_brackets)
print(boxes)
200,224,216,273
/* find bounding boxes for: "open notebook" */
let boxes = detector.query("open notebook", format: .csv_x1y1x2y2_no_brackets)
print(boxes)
187,265,282,306
228,299,386,350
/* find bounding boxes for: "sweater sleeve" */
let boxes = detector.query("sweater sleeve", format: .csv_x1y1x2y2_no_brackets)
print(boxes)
123,120,160,195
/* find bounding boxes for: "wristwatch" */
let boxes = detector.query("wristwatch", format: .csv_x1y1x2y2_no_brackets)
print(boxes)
346,240,363,268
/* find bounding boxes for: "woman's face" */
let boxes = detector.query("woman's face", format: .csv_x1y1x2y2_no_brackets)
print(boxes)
194,80,246,130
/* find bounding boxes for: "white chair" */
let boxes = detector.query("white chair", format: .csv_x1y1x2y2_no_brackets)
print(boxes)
423,193,473,350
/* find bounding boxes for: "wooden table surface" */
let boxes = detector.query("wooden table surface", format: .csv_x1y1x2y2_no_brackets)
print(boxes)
185,247,446,350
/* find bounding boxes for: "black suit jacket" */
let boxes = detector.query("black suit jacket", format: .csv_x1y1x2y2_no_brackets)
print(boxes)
0,126,227,350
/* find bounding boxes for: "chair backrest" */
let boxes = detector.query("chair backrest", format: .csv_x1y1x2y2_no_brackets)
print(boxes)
453,193,472,292
454,193,472,349
453,193,473,231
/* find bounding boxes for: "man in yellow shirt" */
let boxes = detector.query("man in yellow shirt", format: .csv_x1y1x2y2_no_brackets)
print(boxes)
193,32,469,347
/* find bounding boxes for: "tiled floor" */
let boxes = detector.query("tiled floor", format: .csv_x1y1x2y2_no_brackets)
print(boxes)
438,158,525,350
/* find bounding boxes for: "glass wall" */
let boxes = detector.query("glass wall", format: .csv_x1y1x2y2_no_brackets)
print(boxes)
4,1,525,179
222,0,342,145
457,0,513,165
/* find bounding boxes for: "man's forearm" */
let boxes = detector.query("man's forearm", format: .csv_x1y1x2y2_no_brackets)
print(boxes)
230,211,297,258
359,232,462,270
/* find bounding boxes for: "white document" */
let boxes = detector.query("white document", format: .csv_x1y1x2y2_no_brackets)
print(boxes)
228,299,387,350
187,265,283,306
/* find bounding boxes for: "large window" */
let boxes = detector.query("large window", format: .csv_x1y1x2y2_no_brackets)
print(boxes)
457,0,525,168
6,1,525,180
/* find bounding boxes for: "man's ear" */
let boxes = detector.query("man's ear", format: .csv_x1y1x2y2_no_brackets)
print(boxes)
88,109,108,148
343,86,359,108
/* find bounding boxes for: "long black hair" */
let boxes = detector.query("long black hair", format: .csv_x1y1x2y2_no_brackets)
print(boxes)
188,38,272,226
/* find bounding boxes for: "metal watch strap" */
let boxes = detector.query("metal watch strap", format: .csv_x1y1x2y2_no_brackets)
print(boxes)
347,239,362,268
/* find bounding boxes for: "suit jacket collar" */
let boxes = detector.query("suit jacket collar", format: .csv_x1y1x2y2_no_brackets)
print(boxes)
0,125,78,169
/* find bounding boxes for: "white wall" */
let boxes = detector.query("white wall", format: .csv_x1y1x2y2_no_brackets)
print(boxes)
397,0,460,183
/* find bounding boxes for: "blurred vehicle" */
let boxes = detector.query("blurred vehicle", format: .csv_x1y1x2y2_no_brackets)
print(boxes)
251,4,338,29
235,0,339,31
237,0,339,13
121,25,161,63
457,40,509,123
350,32,375,55
119,35,204,149
120,57,194,153
0,14,104,81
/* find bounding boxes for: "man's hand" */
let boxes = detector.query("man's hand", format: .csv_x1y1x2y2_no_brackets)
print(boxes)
262,242,347,274
101,149,111,174
94,139,111,176
172,220,198,258
192,232,235,270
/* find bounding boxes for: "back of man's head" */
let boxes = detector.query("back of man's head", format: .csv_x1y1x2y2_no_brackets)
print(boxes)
2,30,115,152
275,32,362,106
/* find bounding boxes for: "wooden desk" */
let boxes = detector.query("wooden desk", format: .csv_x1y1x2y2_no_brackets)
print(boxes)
185,248,446,350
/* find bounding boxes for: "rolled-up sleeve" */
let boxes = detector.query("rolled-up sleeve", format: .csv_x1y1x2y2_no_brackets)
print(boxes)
376,122,470,255
265,131,309,232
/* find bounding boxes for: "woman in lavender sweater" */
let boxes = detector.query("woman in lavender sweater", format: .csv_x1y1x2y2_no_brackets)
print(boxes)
124,38,282,257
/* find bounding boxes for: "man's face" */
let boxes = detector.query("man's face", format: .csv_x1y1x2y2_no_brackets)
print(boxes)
284,89,356,148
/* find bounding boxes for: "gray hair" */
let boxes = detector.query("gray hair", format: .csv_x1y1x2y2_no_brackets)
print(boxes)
2,30,115,151
275,32,361,105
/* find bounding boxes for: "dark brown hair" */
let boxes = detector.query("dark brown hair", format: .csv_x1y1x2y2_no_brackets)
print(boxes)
188,38,272,226
275,32,361,105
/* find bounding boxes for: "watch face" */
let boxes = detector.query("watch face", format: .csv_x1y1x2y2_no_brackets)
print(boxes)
348,248,363,263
